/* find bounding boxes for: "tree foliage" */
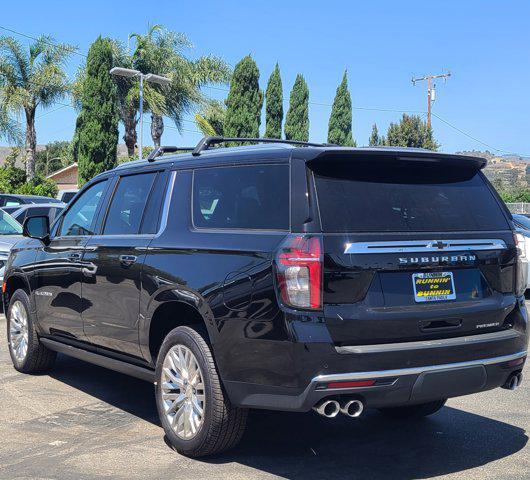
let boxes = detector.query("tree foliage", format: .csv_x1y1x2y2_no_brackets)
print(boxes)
327,71,355,146
265,63,283,138
195,100,226,136
111,25,230,151
284,74,309,142
0,35,74,179
0,165,57,197
224,55,263,143
369,123,382,146
384,114,439,150
74,37,119,186
35,140,73,176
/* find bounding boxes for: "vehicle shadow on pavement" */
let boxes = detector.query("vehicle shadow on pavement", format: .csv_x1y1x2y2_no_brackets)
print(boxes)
212,408,528,479
49,354,160,425
49,354,527,480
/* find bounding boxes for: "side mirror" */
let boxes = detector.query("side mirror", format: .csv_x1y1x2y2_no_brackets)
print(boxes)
23,215,50,243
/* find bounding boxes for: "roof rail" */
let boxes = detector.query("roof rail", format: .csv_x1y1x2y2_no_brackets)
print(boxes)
147,146,195,162
191,136,333,156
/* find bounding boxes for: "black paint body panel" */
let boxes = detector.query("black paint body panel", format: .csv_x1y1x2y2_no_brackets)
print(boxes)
3,146,528,412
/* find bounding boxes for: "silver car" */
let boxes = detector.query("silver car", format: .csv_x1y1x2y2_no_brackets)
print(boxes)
0,210,24,284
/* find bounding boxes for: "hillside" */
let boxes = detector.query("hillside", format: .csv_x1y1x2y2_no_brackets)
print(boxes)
457,150,530,188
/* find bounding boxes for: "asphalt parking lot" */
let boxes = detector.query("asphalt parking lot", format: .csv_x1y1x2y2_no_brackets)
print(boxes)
0,314,528,480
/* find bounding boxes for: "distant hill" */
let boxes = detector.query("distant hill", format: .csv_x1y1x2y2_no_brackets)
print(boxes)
456,150,530,188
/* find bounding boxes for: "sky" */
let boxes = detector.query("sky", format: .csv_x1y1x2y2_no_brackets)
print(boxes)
1,0,529,156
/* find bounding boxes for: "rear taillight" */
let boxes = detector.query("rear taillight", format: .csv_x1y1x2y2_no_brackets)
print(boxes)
514,232,528,296
275,235,322,310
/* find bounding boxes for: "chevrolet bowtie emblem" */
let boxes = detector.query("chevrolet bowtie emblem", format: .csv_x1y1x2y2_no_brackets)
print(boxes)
429,241,449,250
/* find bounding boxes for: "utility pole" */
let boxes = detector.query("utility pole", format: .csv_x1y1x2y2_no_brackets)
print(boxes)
411,72,451,129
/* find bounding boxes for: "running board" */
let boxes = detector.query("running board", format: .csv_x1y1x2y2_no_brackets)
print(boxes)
40,338,155,383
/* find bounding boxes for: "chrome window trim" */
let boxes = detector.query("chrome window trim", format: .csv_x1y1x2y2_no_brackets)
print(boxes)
154,170,176,239
344,238,507,254
313,350,527,383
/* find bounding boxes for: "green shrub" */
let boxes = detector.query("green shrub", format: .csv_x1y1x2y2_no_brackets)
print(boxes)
0,166,58,198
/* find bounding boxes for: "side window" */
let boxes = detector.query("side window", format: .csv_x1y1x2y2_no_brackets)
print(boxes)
59,180,108,236
103,172,156,235
193,164,290,230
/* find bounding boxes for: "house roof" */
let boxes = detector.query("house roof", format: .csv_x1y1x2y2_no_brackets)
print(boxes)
46,162,78,179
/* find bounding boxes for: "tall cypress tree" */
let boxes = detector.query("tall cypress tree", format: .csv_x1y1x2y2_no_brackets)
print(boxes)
327,71,355,146
284,74,309,141
369,123,381,146
224,55,263,143
75,37,119,185
265,63,283,138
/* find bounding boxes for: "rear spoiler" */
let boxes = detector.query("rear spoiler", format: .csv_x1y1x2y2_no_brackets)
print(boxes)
305,148,487,170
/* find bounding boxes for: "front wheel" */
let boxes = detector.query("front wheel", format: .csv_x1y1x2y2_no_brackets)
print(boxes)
378,399,447,419
7,289,56,373
155,326,247,457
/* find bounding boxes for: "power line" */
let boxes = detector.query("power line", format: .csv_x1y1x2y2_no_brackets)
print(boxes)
431,112,529,157
1,26,526,154
0,25,86,58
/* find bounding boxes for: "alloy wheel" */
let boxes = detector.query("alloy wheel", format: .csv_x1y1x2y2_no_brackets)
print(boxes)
9,300,29,362
160,345,206,440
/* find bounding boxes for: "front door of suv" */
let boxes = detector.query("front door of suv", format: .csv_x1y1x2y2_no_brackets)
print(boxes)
34,179,109,340
82,170,169,358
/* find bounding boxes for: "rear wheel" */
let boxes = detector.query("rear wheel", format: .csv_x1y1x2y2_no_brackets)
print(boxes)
7,289,56,373
155,326,247,457
378,399,446,419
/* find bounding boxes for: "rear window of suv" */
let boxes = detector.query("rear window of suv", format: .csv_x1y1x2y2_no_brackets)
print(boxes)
193,164,289,230
312,160,509,232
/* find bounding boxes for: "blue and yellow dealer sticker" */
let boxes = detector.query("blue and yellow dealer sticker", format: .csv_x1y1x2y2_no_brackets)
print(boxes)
412,272,456,302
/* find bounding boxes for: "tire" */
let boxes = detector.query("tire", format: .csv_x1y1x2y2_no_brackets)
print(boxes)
6,289,56,373
155,326,247,457
378,399,447,419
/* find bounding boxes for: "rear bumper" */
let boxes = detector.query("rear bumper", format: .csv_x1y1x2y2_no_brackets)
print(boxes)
226,350,527,412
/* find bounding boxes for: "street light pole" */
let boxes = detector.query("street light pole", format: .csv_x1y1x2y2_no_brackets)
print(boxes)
138,73,144,160
109,67,171,161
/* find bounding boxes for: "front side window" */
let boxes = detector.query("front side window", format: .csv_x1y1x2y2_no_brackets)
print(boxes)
59,180,108,236
193,164,290,230
103,172,156,235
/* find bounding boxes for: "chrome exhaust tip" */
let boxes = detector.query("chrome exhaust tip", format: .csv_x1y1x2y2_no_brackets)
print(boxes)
503,372,523,390
340,399,364,418
313,399,340,418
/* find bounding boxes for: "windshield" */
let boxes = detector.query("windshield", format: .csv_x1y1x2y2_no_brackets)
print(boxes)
0,210,23,235
312,160,510,233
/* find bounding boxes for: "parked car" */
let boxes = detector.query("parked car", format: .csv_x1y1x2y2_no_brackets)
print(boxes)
2,203,66,227
3,138,528,458
0,194,63,208
511,214,530,291
0,209,24,285
57,189,78,203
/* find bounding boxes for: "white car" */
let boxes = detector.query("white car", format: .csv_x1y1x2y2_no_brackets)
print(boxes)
512,214,530,292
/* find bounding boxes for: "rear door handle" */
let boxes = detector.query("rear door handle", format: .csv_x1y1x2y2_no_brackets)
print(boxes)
119,255,137,266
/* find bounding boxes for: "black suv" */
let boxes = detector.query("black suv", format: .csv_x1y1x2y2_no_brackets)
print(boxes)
3,137,528,457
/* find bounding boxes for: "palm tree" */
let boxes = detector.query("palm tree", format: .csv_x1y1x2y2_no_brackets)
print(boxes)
126,25,231,149
0,103,21,144
195,99,226,136
0,35,74,179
